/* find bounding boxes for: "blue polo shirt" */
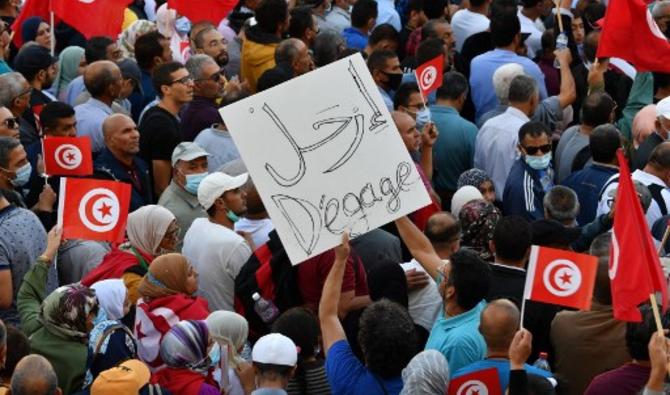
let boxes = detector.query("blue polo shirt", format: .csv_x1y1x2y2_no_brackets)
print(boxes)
343,27,369,50
453,359,553,391
425,300,487,372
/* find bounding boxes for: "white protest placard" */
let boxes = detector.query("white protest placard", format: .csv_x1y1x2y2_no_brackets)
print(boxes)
220,53,432,264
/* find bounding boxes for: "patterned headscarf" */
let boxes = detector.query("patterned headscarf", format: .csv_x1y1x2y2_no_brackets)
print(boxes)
160,320,211,373
458,199,501,262
118,19,157,59
400,350,450,395
40,284,98,342
137,253,193,300
457,168,492,191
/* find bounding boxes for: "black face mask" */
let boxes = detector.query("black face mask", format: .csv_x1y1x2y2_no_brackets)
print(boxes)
383,71,403,91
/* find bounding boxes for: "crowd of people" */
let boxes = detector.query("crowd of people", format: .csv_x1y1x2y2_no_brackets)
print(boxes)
0,0,669,394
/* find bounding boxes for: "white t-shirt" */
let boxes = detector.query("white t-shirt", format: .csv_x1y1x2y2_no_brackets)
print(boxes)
400,259,442,331
234,217,274,250
182,218,252,311
451,9,490,52
518,9,543,59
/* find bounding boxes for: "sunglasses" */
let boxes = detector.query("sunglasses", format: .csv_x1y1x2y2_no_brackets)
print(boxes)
522,144,552,155
196,69,225,83
2,117,19,130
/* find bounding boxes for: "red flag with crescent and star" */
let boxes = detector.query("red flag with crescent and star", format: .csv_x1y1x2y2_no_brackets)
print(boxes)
43,136,93,176
609,150,668,321
57,178,131,242
415,55,444,98
448,367,502,395
523,245,598,311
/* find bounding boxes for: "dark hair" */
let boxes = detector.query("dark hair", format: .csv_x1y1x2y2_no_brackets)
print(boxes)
492,216,531,261
653,72,670,92
490,11,520,47
436,71,468,100
254,362,294,380
193,26,218,49
583,30,600,63
0,136,20,168
518,121,550,142
366,49,396,73
581,92,616,127
490,0,518,14
589,124,621,163
543,186,579,223
425,212,462,245
541,29,556,52
406,0,425,15
393,82,419,110
358,299,417,379
313,31,345,67
521,0,542,8
626,305,670,360
351,0,378,29
449,249,491,310
275,39,303,65
0,326,30,378
415,37,443,66
589,232,611,257
272,307,320,360
593,256,612,305
257,66,292,91
508,74,538,103
135,31,168,70
85,64,117,97
85,36,114,63
289,6,314,40
648,142,670,170
256,0,289,35
421,19,447,42
151,61,185,98
369,24,399,47
40,102,75,131
470,0,488,8
423,0,446,18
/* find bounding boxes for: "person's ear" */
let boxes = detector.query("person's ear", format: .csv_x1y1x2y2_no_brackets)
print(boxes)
153,55,164,67
290,365,298,379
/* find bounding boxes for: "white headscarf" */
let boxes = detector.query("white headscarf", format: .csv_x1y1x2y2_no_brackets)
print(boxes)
450,185,484,217
206,311,249,367
126,205,175,255
91,279,127,321
400,350,450,395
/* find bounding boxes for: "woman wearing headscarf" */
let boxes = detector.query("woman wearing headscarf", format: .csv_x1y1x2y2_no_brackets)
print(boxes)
458,199,502,262
154,320,219,395
117,19,157,59
20,16,52,49
457,168,496,204
91,279,130,324
451,185,484,218
81,205,178,303
156,3,190,63
134,253,210,368
206,311,250,395
17,226,99,394
399,350,449,395
50,45,85,101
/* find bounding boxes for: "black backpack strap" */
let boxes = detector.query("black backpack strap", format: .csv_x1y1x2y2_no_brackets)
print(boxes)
647,184,669,216
598,175,620,202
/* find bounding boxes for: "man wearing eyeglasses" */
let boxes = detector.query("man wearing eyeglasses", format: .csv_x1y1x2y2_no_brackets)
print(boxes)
502,121,554,221
180,55,225,142
138,61,194,198
0,107,19,139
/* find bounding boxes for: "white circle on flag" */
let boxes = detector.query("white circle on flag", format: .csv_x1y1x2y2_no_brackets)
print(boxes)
54,144,83,170
78,188,120,233
542,259,582,297
456,380,489,395
419,65,438,92
78,0,95,3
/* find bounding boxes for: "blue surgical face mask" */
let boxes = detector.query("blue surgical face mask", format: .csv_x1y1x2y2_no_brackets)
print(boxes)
209,343,221,366
416,107,431,129
184,172,207,195
175,17,192,35
227,210,240,223
11,162,31,187
525,153,552,170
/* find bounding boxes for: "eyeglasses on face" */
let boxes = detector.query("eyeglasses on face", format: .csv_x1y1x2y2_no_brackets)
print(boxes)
1,117,19,130
169,75,194,85
522,144,552,155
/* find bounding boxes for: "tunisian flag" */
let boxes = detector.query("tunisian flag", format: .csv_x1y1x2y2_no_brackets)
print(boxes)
610,150,668,321
50,0,132,40
415,55,444,98
10,0,51,47
597,0,670,72
524,245,598,311
43,136,93,176
57,178,131,242
449,368,502,395
167,0,237,24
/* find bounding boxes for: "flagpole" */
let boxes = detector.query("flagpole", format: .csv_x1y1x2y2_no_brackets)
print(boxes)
519,298,526,330
49,0,55,56
40,138,49,185
555,1,564,33
657,221,670,255
648,293,670,376
414,70,429,110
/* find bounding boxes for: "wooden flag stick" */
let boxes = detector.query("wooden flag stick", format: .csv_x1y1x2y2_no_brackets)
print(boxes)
658,221,670,255
649,293,670,376
555,1,564,33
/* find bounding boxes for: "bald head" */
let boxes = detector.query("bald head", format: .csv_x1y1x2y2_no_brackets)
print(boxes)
424,212,461,258
10,355,60,395
84,60,121,99
479,299,520,353
391,110,414,129
102,114,140,157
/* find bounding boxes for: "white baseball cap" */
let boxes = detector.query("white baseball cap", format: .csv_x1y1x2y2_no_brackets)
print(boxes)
197,172,249,210
252,333,298,366
656,97,670,120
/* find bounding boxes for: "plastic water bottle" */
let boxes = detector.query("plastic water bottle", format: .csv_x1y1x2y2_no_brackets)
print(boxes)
252,292,279,323
532,352,551,371
554,33,569,69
